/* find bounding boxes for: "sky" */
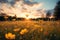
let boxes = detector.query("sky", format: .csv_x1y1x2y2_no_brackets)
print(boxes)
0,0,58,10
29,0,58,10
0,0,59,18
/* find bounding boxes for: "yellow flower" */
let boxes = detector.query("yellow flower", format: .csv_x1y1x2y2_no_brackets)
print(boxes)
5,32,15,39
20,29,28,35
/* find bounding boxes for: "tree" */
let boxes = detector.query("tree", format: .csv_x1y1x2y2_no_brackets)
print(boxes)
54,1,60,20
46,11,51,18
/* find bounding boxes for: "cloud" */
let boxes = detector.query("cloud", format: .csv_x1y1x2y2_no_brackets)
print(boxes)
0,0,8,3
0,0,46,18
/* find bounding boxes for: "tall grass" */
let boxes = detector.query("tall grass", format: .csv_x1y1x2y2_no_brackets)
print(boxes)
0,20,60,40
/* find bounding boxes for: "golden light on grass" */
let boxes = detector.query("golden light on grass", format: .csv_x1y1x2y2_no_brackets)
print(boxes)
13,28,20,32
40,28,44,32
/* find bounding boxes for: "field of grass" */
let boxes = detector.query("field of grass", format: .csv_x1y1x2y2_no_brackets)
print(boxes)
0,20,60,40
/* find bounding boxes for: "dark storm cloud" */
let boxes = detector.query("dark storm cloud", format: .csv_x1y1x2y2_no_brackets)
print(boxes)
24,0,38,4
0,0,38,5
0,0,15,5
0,0,8,3
14,0,38,5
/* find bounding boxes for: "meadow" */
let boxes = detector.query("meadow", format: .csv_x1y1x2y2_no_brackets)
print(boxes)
0,20,60,40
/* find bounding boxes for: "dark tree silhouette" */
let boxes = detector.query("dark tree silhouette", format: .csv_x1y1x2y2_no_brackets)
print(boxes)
46,11,51,18
45,11,51,21
0,13,8,21
0,16,4,21
54,1,60,20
